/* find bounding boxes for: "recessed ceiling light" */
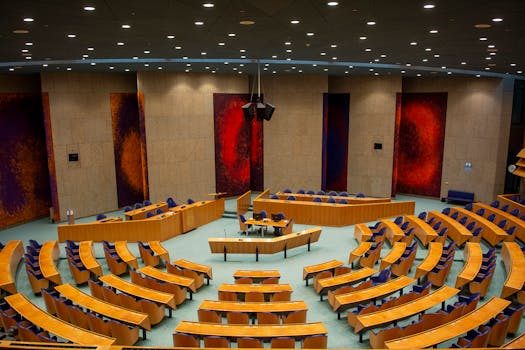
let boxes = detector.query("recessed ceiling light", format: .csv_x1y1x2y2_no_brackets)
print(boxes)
485,67,491,70
87,47,94,51
21,49,29,53
290,20,300,24
510,63,517,67
144,63,150,67
175,46,182,49
67,34,76,38
284,41,292,45
109,66,114,70
298,69,303,73
117,42,124,46
82,54,88,58
13,29,30,34
518,71,523,74
434,54,440,57
489,52,496,56
272,55,277,58
327,1,339,6
492,18,503,22
23,18,34,22
132,56,138,60
25,42,33,46
203,3,214,8
167,35,175,39
487,45,496,49
485,57,491,60
90,62,96,65
479,37,488,41
425,48,432,52
320,52,326,55
144,50,150,54
43,64,48,67
182,56,188,59
348,65,353,68
186,63,191,67
122,24,131,29
228,33,236,37
332,57,337,60
365,48,372,52
240,64,244,67
401,70,406,73
461,61,467,65
366,21,376,25
330,44,337,48
232,67,237,71
423,4,435,9
410,42,417,46
441,66,446,69
158,67,163,70
380,54,387,58
422,59,428,62
8,68,14,71
286,49,292,53
224,62,229,65
286,58,291,61
25,56,32,60
194,21,204,25
239,20,255,25
359,36,367,40
218,42,225,46
66,67,71,70
201,52,207,55
312,64,317,67
429,29,438,34
475,74,481,77
83,6,95,11
240,49,246,52
306,32,314,36
185,69,190,72
417,73,422,76
125,69,130,72
374,59,379,62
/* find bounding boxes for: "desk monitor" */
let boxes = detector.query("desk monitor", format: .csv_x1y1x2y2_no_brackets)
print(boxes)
253,213,263,221
271,213,282,222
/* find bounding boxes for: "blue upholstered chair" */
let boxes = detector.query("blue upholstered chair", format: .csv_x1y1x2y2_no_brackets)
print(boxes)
306,190,315,195
283,188,292,193
270,194,279,199
356,192,365,198
96,214,107,221
313,197,322,203
187,198,195,204
143,200,152,206
326,197,336,203
123,206,132,212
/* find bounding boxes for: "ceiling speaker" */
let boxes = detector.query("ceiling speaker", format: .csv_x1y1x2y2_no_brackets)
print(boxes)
264,103,275,120
242,102,254,121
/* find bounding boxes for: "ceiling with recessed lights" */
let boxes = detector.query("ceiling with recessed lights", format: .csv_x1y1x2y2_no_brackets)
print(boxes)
1,0,524,78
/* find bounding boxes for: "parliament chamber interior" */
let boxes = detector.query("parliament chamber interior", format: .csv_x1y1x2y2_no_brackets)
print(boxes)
1,1,525,349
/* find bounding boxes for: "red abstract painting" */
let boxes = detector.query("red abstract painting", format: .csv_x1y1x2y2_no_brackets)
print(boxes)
213,94,263,196
392,93,448,197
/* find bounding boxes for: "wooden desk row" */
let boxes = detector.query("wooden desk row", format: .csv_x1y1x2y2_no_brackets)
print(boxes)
39,241,62,285
58,198,224,242
199,300,307,316
125,202,169,220
450,207,507,246
473,202,525,242
208,227,322,261
253,196,415,227
501,241,525,299
384,296,511,349
275,191,391,204
0,240,24,295
427,211,472,246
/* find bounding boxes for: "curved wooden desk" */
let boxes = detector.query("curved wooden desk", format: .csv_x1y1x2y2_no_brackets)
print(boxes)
455,242,482,288
5,293,115,345
148,241,170,263
0,240,24,294
79,241,102,276
349,242,373,267
39,240,62,285
169,199,225,232
314,267,377,299
174,321,327,339
217,283,293,299
55,283,151,330
173,259,213,284
276,191,391,204
139,266,196,294
404,215,438,246
303,259,343,286
199,300,308,315
330,276,415,316
115,241,138,269
415,242,443,280
384,296,511,349
99,274,176,309
379,242,406,270
352,285,459,333
209,227,322,262
504,333,525,348
451,207,507,246
473,202,525,242
428,211,472,245
233,270,280,282
381,220,404,245
501,241,525,298
125,202,168,220
354,224,373,243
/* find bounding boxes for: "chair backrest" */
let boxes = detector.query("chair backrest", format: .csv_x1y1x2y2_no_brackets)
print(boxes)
450,212,459,219
123,206,132,212
316,190,325,195
270,290,292,302
465,203,473,211
339,191,349,197
245,292,265,302
356,192,365,198
313,197,322,202
270,194,279,199
41,288,58,315
262,277,280,284
143,200,152,206
282,309,307,324
108,319,139,346
339,199,348,204
326,197,336,203
145,212,154,218
487,213,496,222
198,309,221,323
394,216,403,225
509,208,520,217
302,334,328,349
501,204,509,212
283,188,292,193
490,200,500,208
68,305,90,330
53,298,71,322
237,337,264,348
458,216,468,225
96,214,107,220
417,212,427,220
86,312,111,336
328,191,337,196
119,293,142,312
173,333,200,347
226,311,250,325
166,197,176,208
287,195,296,200
297,189,305,194
139,299,165,325
235,277,253,284
203,335,229,348
257,312,280,324
187,198,195,204
442,207,451,215
271,337,295,348
306,190,315,195
497,219,508,229
218,291,238,301
155,208,164,215
134,203,142,209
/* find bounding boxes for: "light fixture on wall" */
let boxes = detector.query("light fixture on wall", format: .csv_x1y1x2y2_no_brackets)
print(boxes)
242,61,275,121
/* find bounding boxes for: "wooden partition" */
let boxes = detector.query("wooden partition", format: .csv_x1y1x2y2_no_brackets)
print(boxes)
253,198,415,227
236,190,251,216
253,188,270,202
58,199,224,242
